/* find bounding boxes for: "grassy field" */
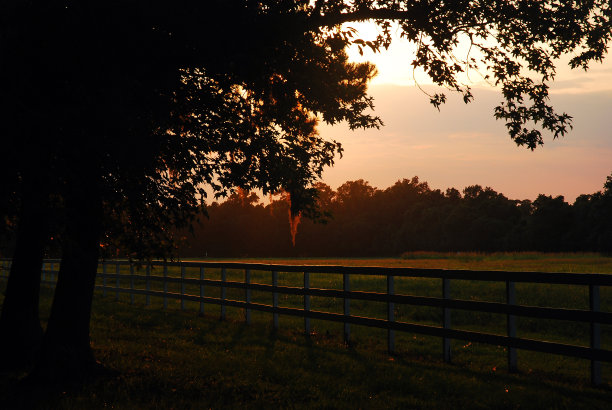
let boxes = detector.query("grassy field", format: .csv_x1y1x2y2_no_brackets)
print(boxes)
215,251,612,273
123,252,612,350
2,252,612,408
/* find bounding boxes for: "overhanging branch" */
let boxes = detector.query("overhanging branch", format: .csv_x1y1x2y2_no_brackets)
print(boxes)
313,9,421,28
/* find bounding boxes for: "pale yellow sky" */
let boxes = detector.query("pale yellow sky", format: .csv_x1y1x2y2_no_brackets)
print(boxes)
344,22,612,93
319,23,612,202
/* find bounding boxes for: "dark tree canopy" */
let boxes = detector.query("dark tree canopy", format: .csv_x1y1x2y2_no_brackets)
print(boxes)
2,0,383,259
1,0,611,254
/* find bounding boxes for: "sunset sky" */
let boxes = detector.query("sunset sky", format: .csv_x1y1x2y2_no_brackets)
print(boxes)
319,23,612,202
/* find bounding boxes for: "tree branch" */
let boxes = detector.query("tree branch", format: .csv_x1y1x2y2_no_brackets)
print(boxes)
313,9,421,28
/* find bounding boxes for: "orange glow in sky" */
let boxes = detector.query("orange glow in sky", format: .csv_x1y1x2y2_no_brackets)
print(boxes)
319,23,612,202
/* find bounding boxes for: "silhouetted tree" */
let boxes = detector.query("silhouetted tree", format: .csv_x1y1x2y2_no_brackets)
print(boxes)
528,195,573,251
179,173,612,257
572,174,612,252
1,1,378,379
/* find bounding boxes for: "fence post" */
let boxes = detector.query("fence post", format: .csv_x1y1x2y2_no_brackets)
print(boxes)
343,272,350,345
50,262,55,283
245,269,251,324
388,274,395,355
304,271,310,335
272,270,279,330
443,277,451,363
102,261,107,297
590,284,602,386
180,264,186,310
42,261,46,282
506,280,517,372
221,267,227,320
130,264,135,305
115,262,121,301
145,264,151,306
199,266,205,316
163,265,168,309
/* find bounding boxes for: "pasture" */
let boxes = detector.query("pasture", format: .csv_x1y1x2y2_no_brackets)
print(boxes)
2,252,612,408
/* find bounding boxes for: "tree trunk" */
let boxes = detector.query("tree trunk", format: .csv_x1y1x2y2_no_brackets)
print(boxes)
29,176,103,383
0,182,48,371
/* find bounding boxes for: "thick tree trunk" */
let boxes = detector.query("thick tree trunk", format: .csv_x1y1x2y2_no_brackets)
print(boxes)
29,176,103,383
0,183,48,371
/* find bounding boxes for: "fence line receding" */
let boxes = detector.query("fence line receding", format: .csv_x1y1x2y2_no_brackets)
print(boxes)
0,258,610,386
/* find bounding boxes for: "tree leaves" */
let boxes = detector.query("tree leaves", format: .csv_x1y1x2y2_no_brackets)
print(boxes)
2,0,611,258
309,0,611,147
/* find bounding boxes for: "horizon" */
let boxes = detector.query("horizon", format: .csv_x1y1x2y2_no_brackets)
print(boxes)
207,168,611,206
315,22,612,203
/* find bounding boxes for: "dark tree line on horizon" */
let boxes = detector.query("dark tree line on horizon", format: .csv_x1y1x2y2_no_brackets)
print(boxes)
178,174,612,257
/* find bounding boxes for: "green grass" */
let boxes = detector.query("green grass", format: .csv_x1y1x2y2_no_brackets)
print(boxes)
2,252,612,408
113,253,612,347
204,252,612,273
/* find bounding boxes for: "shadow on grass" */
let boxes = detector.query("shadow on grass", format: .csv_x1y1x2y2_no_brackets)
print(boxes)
2,292,611,409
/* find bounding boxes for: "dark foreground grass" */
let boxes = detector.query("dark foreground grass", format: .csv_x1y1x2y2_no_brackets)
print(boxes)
2,253,612,408
0,290,611,408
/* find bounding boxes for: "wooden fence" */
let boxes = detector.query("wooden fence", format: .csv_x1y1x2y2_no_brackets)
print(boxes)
1,258,611,386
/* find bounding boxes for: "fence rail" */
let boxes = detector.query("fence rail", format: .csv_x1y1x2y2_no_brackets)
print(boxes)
0,258,610,386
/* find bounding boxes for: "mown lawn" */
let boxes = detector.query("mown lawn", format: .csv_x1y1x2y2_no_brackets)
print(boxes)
2,252,612,408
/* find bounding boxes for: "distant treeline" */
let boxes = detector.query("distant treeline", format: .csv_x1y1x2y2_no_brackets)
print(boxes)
179,174,612,257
